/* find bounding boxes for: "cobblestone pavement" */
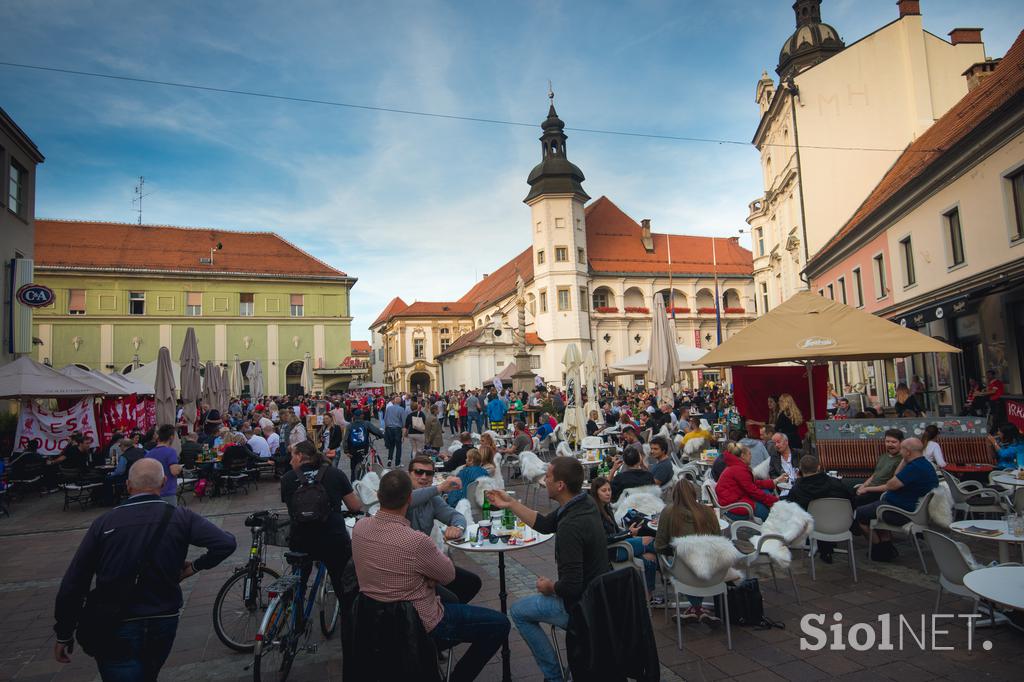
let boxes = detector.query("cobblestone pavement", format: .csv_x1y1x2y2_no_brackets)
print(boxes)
1,435,1021,681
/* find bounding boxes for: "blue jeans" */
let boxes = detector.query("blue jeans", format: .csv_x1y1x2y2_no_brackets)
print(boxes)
509,594,569,682
615,537,656,592
726,501,769,522
431,603,510,682
467,412,484,434
96,616,179,682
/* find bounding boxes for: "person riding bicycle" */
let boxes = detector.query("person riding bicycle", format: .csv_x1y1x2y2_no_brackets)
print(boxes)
342,409,383,480
280,440,362,605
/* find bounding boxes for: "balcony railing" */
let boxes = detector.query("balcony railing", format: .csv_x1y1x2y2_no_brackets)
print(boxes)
724,307,746,314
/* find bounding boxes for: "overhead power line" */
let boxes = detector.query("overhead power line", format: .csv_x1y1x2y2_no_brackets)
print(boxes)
0,60,942,154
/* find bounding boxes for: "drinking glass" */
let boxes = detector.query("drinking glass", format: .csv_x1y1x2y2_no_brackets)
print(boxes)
1012,514,1024,538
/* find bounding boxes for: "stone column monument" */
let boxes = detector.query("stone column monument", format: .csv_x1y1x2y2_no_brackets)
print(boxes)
511,274,537,393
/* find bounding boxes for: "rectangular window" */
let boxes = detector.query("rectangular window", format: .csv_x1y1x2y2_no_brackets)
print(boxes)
128,291,145,315
945,208,965,266
593,290,608,308
579,287,588,312
899,237,915,287
290,293,304,317
755,227,765,256
8,160,25,216
186,291,203,316
440,338,450,353
557,287,571,311
872,255,887,299
537,249,545,265
577,247,585,264
760,282,769,313
852,268,864,307
239,292,254,316
1010,169,1024,241
413,338,424,359
555,247,568,262
539,290,547,313
827,284,834,300
554,217,565,228
837,276,847,304
68,289,86,315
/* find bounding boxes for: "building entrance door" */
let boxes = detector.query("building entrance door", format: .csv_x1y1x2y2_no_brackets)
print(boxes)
409,371,431,393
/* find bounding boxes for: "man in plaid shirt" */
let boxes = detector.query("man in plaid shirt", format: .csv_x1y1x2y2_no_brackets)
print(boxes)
352,470,509,682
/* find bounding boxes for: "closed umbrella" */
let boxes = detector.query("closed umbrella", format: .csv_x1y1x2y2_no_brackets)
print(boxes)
154,346,176,427
302,351,314,396
218,365,230,414
203,360,218,412
561,343,584,445
247,359,264,402
179,327,202,433
582,350,600,420
232,354,244,397
648,295,680,401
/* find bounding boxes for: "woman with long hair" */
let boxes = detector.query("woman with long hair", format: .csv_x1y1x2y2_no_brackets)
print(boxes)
894,383,923,417
477,443,498,477
921,424,946,469
654,478,722,624
588,476,659,603
774,393,804,450
447,448,488,507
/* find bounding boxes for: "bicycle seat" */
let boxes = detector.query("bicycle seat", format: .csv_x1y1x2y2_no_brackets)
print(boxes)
283,551,312,567
244,510,272,527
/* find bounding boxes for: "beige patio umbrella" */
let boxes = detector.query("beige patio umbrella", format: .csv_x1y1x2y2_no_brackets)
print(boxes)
582,349,600,419
154,346,176,427
218,365,231,413
302,351,315,395
648,295,679,401
231,354,244,397
699,291,960,421
179,327,202,432
203,360,217,412
561,343,584,445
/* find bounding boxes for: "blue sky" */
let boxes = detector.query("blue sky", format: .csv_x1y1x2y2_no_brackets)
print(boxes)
2,0,1020,338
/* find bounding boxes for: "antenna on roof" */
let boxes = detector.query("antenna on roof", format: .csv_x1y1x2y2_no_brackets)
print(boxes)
132,176,154,225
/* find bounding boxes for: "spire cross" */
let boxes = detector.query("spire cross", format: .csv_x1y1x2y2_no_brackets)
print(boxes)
548,80,554,105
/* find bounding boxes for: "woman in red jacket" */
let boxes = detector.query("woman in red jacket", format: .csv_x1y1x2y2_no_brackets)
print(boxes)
715,442,783,521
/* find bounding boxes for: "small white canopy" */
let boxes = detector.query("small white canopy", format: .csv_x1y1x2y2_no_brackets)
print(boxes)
103,371,154,395
609,344,707,376
58,366,131,395
125,360,181,396
0,357,104,399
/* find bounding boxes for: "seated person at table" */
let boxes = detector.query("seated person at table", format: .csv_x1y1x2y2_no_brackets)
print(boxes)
768,432,800,484
446,449,488,508
921,425,947,469
786,455,855,563
477,443,498,477
737,428,770,469
715,442,781,521
586,410,602,437
893,384,924,418
853,430,904,506
535,413,556,449
352,470,509,682
486,458,609,682
855,438,937,561
179,431,202,468
589,475,659,602
619,424,643,448
648,436,675,487
650,401,678,435
682,417,711,446
609,446,656,503
989,423,1024,470
833,397,853,419
654,479,722,624
440,432,473,473
505,420,533,455
406,456,482,605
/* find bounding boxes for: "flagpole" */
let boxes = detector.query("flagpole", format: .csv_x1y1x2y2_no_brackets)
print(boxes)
667,236,675,321
713,237,722,345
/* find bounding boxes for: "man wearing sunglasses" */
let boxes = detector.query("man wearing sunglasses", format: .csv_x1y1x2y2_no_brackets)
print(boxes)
407,456,482,605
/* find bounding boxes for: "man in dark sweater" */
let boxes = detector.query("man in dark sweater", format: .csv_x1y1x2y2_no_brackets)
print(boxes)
786,455,855,563
487,457,609,682
608,446,656,502
440,432,473,473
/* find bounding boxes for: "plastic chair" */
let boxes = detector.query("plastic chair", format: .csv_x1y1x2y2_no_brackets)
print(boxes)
921,529,984,616
868,491,934,573
659,553,732,650
730,520,801,602
940,469,1005,519
807,498,857,582
702,479,758,524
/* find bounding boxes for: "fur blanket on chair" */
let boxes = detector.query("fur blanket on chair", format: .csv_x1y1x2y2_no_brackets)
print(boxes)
555,441,574,458
751,458,770,481
471,476,501,509
750,500,814,569
354,472,381,516
929,483,954,529
519,451,547,483
612,485,665,525
683,437,706,458
455,499,474,525
670,535,745,582
448,441,462,454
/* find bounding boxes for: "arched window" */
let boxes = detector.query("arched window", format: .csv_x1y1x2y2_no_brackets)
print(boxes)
285,360,304,396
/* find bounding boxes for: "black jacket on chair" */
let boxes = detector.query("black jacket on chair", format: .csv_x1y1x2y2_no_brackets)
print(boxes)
345,593,441,682
566,567,660,682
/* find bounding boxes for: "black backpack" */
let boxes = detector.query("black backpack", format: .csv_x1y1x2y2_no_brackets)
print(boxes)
290,465,332,524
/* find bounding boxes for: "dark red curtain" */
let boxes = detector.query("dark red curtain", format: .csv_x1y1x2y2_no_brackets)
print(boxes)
732,365,828,437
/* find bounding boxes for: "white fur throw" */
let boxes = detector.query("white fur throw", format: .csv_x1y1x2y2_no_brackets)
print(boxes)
750,500,814,569
456,498,474,525
472,476,500,509
519,451,547,482
448,441,462,454
929,483,954,530
612,485,666,525
556,441,575,458
751,459,770,481
492,454,505,490
683,437,706,457
670,535,745,582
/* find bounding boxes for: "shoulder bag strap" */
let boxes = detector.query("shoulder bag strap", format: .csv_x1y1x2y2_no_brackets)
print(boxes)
132,503,175,588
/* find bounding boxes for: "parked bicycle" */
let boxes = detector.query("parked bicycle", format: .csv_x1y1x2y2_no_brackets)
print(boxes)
352,435,385,480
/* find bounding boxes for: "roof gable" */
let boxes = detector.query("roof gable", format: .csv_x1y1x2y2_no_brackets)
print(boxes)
457,246,534,312
371,296,408,328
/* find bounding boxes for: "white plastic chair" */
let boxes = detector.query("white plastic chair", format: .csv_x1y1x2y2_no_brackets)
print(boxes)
659,554,732,650
702,479,759,525
940,469,1005,519
921,529,985,616
730,520,800,602
868,491,934,573
807,498,857,582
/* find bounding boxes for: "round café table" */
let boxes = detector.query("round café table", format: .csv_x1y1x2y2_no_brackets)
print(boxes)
447,524,553,682
963,566,1024,632
950,519,1024,564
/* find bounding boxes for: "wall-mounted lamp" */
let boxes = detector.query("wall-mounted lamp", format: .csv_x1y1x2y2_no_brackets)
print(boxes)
105,364,115,369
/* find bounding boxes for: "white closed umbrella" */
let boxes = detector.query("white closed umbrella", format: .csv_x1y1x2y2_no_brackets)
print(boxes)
561,343,584,445
247,359,265,402
154,346,176,427
231,354,244,397
302,351,314,395
582,350,600,420
218,365,230,414
608,344,706,375
203,360,217,412
647,296,679,401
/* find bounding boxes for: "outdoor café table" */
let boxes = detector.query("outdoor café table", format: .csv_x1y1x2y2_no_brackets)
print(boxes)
950,519,1024,564
447,523,553,682
963,566,1024,630
990,471,1024,489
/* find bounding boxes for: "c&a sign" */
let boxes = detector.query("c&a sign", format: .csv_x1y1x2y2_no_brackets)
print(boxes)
16,283,55,308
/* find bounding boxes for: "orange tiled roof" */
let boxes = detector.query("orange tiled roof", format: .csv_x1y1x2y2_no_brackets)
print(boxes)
437,327,545,359
370,296,408,328
350,340,372,354
814,30,1024,262
584,197,752,275
457,246,534,311
525,332,545,346
393,301,477,317
35,219,348,279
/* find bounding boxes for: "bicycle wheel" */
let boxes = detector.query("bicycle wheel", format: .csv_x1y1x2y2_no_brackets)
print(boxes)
318,575,340,637
253,596,295,682
213,565,281,652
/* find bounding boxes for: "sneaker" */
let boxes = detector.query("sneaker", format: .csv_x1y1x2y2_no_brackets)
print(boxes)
649,595,666,607
681,606,701,622
699,610,722,626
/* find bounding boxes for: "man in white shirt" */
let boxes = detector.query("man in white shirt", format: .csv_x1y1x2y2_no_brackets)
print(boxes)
246,427,271,458
263,425,281,456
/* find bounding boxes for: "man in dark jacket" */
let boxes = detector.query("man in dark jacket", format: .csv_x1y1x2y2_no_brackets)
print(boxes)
342,409,384,480
487,456,610,682
786,455,855,563
608,446,656,502
53,458,236,678
439,432,473,473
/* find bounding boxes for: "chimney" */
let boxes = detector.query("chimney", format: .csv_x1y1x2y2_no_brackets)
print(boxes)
949,27,983,45
963,58,1001,91
897,0,920,18
640,218,655,253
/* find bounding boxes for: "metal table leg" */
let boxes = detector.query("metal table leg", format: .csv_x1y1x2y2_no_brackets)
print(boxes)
498,552,511,682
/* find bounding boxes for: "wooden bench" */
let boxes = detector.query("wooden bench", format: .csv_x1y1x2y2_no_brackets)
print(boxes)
815,437,993,479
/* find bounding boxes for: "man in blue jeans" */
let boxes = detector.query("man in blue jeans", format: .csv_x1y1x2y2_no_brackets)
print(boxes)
487,457,610,682
383,395,409,466
53,458,236,681
353,469,509,682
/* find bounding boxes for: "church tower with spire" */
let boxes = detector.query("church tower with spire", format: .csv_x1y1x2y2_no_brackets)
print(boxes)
524,94,591,381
